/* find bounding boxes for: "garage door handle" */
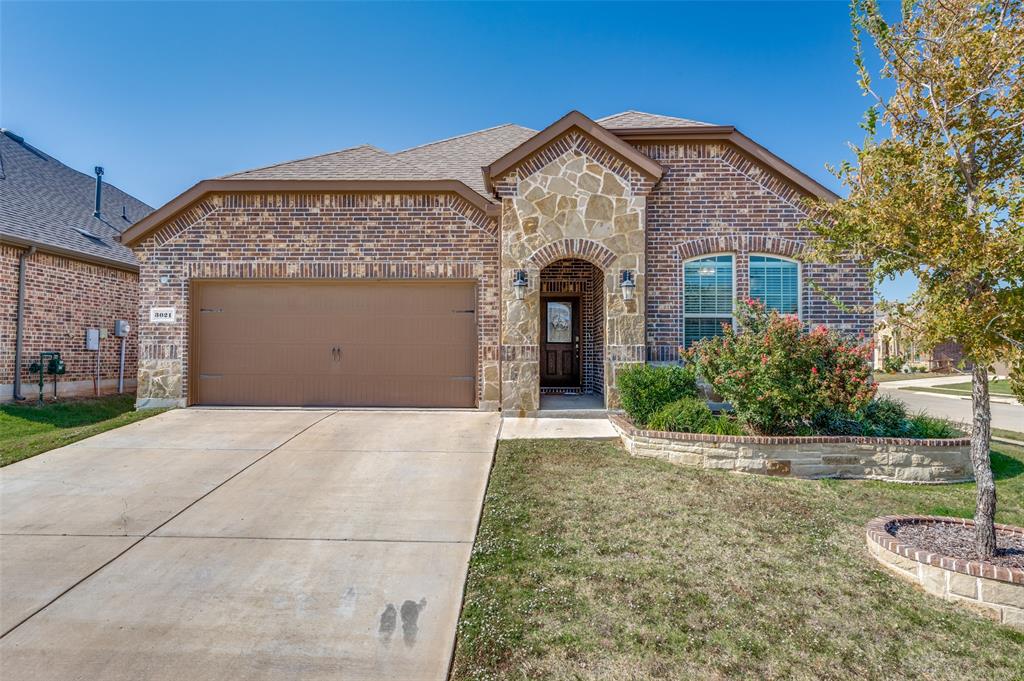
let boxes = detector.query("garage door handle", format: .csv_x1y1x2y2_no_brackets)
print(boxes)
332,346,342,361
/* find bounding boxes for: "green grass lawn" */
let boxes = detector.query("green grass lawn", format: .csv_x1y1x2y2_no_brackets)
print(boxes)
0,395,163,466
902,379,1016,399
452,439,1024,680
873,371,955,382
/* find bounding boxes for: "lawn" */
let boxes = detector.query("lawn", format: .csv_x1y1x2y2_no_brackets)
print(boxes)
901,379,1016,399
872,371,956,382
452,438,1024,680
0,394,163,466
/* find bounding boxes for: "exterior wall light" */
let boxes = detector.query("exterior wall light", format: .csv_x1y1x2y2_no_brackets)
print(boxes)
620,270,636,301
512,269,528,300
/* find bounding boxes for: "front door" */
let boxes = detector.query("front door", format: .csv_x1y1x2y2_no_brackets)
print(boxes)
541,297,580,387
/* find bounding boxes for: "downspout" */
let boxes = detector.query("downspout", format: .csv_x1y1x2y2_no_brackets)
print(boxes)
13,246,36,400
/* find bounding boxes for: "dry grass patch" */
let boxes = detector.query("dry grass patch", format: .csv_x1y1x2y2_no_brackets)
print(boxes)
452,439,1024,680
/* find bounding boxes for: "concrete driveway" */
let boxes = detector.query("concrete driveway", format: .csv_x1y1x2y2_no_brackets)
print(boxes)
0,408,500,680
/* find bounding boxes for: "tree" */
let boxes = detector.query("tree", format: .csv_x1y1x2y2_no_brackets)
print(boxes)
807,0,1023,558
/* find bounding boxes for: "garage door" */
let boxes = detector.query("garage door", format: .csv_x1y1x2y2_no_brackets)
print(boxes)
192,281,477,407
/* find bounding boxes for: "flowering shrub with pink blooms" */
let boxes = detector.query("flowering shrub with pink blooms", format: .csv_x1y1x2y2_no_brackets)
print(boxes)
685,299,877,435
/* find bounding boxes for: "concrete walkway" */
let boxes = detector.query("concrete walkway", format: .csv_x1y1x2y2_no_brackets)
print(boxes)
0,408,500,680
500,416,617,439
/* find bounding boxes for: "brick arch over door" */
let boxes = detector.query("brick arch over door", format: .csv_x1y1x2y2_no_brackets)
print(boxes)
527,238,617,270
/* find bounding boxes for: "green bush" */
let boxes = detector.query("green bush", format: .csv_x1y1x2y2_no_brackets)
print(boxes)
857,395,909,437
706,415,745,436
617,364,699,427
648,397,713,433
906,413,962,438
881,356,905,374
687,299,876,435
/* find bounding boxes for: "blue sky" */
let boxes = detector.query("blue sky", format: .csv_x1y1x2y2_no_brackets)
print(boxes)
1,1,911,299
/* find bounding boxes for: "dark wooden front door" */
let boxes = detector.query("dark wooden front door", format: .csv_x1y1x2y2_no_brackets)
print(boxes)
541,297,580,387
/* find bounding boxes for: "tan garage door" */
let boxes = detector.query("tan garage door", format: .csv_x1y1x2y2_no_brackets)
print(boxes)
192,281,477,407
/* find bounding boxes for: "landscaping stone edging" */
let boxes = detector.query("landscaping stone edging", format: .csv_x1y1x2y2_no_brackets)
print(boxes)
865,515,1023,630
609,414,973,483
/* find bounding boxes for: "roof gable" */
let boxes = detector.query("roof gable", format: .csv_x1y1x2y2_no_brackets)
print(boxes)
483,111,663,194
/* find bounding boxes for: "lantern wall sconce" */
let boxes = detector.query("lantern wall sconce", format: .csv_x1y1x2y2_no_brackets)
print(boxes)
512,269,528,300
620,269,636,301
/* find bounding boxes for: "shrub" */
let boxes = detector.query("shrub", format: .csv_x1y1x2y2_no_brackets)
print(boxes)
811,409,866,436
617,364,699,426
856,395,909,437
706,415,745,436
881,356,905,374
687,299,876,435
648,397,713,433
906,413,962,438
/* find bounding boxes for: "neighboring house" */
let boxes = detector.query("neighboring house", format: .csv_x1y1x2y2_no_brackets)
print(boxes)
1,129,153,400
122,110,871,413
873,313,965,372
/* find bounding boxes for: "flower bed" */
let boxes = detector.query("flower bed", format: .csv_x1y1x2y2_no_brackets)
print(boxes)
609,414,972,483
866,515,1024,630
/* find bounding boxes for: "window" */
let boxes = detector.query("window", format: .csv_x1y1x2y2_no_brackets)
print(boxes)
683,254,733,348
749,255,799,315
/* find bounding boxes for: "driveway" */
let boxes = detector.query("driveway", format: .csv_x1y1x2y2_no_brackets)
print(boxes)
878,384,1024,432
0,408,500,680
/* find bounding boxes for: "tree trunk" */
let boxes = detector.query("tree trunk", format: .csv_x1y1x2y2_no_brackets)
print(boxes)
970,362,997,560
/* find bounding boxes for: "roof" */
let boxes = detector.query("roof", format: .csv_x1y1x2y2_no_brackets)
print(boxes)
0,130,152,270
124,110,838,247
394,124,537,195
482,111,664,194
596,110,716,129
222,144,431,181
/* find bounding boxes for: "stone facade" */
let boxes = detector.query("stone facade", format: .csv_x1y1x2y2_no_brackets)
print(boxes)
1,244,138,400
866,516,1023,630
133,192,500,409
611,415,972,483
495,131,652,414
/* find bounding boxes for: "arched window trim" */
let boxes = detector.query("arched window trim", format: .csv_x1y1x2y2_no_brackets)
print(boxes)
681,252,737,349
748,252,802,320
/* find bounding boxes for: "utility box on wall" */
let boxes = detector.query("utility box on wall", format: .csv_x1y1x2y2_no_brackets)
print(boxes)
85,328,100,351
114,320,131,337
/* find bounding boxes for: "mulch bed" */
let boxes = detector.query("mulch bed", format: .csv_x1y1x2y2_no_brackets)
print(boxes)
890,521,1024,569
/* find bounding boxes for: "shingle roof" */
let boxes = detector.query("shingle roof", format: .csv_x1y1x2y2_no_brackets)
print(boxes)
222,144,432,181
596,110,715,128
394,124,537,195
0,130,152,269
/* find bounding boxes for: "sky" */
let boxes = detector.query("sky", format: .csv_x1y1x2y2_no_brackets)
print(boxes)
1,0,912,300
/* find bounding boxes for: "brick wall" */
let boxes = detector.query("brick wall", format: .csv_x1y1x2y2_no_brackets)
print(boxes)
636,143,872,362
1,244,138,400
133,192,500,407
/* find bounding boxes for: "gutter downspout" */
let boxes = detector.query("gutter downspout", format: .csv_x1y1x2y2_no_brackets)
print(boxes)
13,246,36,400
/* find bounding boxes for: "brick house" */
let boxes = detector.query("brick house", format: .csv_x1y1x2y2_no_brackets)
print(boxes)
121,111,871,414
1,129,152,401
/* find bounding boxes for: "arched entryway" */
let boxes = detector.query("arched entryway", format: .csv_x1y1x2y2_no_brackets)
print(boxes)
539,258,605,407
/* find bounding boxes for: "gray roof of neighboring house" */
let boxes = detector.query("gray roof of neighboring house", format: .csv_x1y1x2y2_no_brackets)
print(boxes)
596,110,715,128
0,129,152,269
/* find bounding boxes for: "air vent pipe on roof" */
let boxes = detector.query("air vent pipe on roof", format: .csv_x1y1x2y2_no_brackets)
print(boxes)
93,166,104,218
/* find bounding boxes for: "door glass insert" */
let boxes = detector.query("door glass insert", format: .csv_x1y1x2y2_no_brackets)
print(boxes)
547,301,572,343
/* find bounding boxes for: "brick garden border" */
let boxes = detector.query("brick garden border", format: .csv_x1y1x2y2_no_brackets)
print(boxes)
609,414,973,483
866,515,1023,630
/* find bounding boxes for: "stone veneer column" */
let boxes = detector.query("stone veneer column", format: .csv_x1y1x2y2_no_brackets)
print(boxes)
499,147,648,415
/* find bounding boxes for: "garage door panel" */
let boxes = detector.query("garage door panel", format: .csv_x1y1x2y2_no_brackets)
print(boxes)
194,282,477,407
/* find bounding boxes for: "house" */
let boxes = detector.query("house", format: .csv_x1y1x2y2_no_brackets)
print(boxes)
121,110,871,413
1,129,153,400
873,313,966,373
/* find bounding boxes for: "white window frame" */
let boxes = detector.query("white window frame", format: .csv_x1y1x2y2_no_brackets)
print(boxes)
748,253,802,319
681,253,736,348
